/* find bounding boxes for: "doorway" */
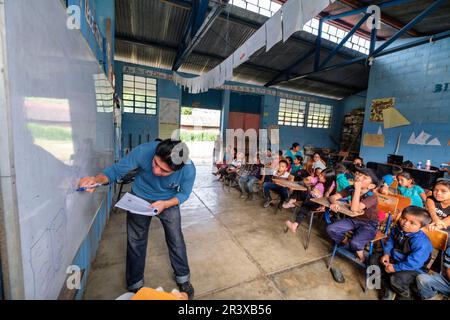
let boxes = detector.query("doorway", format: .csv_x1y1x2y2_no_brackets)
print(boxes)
180,107,221,166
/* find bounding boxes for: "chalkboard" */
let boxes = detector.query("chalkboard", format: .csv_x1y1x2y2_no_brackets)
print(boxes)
4,0,113,299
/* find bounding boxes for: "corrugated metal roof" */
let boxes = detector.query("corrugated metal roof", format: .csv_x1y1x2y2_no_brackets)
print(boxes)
115,0,450,99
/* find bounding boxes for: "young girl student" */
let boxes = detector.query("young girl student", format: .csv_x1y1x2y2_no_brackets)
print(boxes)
284,168,336,233
426,179,450,244
381,172,426,207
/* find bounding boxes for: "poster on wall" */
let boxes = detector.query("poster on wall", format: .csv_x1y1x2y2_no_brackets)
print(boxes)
159,98,180,140
363,133,385,147
370,98,395,122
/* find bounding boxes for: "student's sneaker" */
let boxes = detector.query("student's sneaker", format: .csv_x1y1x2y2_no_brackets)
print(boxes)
177,282,195,300
382,288,397,300
263,199,272,208
240,193,247,199
245,194,254,201
282,201,296,209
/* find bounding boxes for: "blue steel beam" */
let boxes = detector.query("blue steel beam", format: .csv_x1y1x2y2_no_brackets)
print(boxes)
370,0,448,57
319,13,370,69
314,19,324,71
322,0,416,21
172,0,228,71
284,29,450,84
264,49,315,87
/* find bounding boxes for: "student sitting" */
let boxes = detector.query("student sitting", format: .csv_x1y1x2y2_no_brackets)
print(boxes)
225,152,244,184
334,163,351,192
216,147,237,180
285,156,293,173
381,172,426,207
326,168,379,263
376,206,432,300
353,156,365,168
426,179,450,244
381,165,403,192
285,168,336,233
238,154,263,201
311,152,327,173
291,155,303,175
416,246,450,300
283,167,324,209
285,142,303,159
263,160,290,209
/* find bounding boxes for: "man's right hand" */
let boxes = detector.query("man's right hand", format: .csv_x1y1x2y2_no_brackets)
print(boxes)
78,174,108,193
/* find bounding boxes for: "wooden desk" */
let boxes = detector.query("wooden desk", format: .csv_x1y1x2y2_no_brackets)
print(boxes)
310,197,363,218
272,179,307,191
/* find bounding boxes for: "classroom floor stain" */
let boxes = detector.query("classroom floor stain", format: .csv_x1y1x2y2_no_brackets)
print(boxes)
83,165,378,300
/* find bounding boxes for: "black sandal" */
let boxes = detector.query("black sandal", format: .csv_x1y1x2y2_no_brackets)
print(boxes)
330,267,345,283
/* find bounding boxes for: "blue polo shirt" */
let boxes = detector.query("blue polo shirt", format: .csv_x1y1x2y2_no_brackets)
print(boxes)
103,142,196,204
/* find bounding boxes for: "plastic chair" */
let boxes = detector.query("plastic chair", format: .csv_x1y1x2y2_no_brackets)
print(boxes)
421,228,448,272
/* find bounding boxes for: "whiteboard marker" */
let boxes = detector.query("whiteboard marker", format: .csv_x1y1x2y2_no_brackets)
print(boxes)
76,183,109,192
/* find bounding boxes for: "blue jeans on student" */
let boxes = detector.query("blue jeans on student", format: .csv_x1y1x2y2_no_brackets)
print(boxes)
326,218,378,251
126,197,190,291
239,175,258,194
263,182,289,202
416,272,450,299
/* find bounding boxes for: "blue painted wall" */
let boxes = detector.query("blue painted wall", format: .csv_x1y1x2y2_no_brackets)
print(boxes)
116,61,349,154
230,92,262,114
182,89,223,110
360,38,450,166
261,94,342,151
67,0,115,76
115,61,181,150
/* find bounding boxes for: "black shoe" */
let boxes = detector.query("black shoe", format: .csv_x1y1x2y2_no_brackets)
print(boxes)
177,282,195,300
245,194,253,201
330,267,345,283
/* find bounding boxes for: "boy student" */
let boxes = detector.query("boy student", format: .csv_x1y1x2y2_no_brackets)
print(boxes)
378,206,433,300
263,159,290,209
238,154,263,201
416,246,450,300
326,168,379,263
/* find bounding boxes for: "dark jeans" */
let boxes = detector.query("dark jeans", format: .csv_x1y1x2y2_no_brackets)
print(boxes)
263,182,288,202
326,218,378,251
126,204,190,291
370,253,420,298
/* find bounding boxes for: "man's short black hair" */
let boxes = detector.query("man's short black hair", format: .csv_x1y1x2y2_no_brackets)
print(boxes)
155,139,189,171
402,206,432,227
292,142,300,149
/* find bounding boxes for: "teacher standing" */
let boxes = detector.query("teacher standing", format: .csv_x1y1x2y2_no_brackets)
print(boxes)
78,139,196,299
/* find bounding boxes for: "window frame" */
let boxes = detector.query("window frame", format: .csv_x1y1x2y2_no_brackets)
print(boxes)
122,74,158,115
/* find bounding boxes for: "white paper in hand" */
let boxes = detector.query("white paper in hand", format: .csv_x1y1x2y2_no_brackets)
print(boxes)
115,192,159,216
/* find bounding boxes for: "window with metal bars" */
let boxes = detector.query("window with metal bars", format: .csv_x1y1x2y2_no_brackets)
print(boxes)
122,74,157,115
277,98,306,127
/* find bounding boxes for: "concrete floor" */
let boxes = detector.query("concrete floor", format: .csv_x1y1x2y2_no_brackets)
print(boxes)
84,165,378,300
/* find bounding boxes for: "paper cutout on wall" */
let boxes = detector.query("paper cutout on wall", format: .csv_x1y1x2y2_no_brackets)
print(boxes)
363,134,385,147
377,126,383,135
382,107,410,128
282,0,303,42
406,131,443,146
266,10,283,51
427,138,441,146
370,98,395,122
